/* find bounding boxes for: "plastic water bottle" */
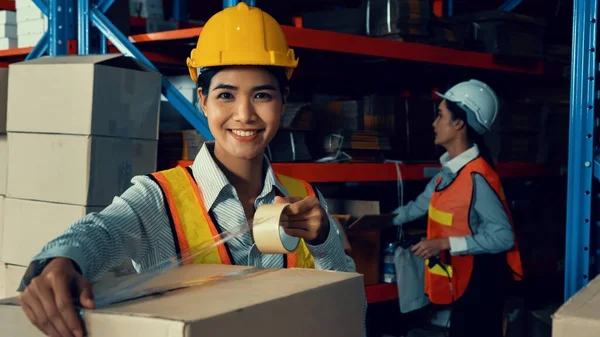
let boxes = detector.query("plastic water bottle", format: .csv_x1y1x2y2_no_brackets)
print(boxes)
382,242,397,283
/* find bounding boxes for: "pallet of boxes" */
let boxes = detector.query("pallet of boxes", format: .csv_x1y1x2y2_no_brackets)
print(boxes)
0,55,365,336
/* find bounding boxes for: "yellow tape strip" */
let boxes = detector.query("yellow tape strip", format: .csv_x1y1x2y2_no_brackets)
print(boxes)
428,205,453,227
426,260,453,278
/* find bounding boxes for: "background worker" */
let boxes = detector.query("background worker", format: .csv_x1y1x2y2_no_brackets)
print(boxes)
391,79,524,337
16,4,361,337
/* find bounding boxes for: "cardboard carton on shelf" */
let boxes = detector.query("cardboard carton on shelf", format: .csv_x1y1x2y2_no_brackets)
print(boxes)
0,264,365,337
1,198,106,266
327,199,396,286
7,132,157,206
0,135,6,195
7,54,161,141
0,262,25,300
0,11,16,26
0,68,7,133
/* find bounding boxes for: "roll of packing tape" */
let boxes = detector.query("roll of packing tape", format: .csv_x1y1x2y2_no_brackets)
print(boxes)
253,203,300,254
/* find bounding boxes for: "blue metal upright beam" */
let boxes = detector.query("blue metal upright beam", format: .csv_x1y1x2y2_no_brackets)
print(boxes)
78,0,89,54
223,0,238,8
173,0,188,23
499,0,524,12
47,0,75,56
564,0,598,300
223,0,254,8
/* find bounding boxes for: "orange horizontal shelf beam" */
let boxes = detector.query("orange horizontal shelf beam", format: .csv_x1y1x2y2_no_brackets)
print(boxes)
365,283,398,304
128,25,544,75
0,23,547,75
0,46,33,58
175,161,559,183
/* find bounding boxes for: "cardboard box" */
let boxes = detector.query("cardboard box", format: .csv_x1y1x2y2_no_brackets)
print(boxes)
0,196,4,258
0,263,26,300
7,54,161,140
15,32,41,48
0,68,6,133
326,199,394,286
15,5,44,22
7,133,157,206
552,274,600,336
0,24,17,39
0,136,6,195
0,264,365,337
1,198,105,266
0,36,16,49
0,11,16,25
16,17,46,35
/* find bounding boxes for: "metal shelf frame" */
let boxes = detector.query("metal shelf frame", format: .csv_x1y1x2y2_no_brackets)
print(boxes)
565,0,599,300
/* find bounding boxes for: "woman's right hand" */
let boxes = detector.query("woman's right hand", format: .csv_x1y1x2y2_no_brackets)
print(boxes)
18,258,95,337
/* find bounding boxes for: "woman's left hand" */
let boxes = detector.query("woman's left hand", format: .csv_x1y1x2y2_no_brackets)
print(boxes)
275,196,330,245
411,238,450,259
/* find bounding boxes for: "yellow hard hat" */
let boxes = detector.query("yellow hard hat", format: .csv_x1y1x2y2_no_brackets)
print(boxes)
186,2,299,83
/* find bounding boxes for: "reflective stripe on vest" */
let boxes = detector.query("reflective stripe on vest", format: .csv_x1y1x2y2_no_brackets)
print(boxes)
150,166,316,269
425,157,524,305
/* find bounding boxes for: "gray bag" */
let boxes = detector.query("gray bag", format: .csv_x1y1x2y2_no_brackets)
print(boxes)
394,245,430,313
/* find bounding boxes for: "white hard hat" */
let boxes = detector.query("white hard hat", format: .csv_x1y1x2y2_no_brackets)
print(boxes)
435,79,499,134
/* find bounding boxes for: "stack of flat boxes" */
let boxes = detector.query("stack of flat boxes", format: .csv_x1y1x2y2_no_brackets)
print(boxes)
0,54,162,299
0,10,16,50
15,0,46,48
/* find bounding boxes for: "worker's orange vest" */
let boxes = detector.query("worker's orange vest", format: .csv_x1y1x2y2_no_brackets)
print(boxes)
425,157,524,304
149,166,316,269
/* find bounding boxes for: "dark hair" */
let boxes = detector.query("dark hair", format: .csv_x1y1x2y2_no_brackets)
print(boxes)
197,66,289,102
446,100,496,169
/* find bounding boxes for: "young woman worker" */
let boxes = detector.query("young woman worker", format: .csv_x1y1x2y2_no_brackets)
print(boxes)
17,4,361,337
391,79,524,337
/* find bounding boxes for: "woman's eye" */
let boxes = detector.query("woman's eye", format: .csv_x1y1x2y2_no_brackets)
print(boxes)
255,92,273,100
217,92,234,99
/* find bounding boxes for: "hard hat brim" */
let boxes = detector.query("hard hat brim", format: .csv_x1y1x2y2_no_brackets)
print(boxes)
434,91,459,103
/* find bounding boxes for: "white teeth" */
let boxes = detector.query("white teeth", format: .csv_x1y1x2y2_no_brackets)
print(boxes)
231,130,257,137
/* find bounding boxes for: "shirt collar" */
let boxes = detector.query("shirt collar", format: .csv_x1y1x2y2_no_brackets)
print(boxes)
190,142,286,210
439,144,480,174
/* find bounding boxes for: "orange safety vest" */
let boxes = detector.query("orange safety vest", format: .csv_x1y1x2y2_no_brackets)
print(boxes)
149,166,316,269
425,157,524,305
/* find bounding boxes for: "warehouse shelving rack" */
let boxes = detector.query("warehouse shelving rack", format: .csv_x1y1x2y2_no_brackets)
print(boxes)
0,0,591,302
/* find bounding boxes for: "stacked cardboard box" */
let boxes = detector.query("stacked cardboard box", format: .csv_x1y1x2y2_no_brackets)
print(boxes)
130,0,163,19
0,67,10,298
0,10,16,50
0,54,161,298
15,0,45,48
